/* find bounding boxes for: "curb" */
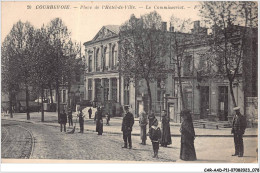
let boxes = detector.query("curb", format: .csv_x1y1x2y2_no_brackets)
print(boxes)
2,118,258,138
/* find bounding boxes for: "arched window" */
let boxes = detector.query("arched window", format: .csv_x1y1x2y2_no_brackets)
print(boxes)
112,45,117,69
88,55,92,72
104,47,109,70
96,48,100,71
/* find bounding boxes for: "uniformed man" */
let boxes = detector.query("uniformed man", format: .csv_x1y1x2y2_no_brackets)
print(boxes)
121,106,134,149
60,109,67,132
78,109,85,133
231,107,247,157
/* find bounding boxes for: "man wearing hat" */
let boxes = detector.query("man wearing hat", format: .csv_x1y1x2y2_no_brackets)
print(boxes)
231,107,247,157
121,106,134,149
68,107,73,127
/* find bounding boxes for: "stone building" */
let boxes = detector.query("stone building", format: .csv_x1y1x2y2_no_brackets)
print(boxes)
83,22,257,124
84,25,126,116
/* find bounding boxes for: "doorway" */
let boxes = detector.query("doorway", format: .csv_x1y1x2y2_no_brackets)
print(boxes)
218,86,228,121
168,103,178,122
200,86,209,119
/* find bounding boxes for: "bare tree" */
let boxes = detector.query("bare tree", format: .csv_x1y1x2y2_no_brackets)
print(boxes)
169,16,193,110
199,1,258,107
119,12,169,112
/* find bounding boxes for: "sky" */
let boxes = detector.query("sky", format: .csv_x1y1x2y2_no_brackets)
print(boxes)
2,1,202,46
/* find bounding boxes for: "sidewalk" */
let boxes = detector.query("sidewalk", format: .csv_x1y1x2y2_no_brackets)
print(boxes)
1,112,258,137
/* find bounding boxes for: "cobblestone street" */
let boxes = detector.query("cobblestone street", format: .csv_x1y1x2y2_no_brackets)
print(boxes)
1,118,258,163
1,119,177,162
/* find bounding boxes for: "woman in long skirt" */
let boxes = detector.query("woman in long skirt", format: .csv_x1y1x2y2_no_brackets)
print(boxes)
180,109,197,161
161,110,172,147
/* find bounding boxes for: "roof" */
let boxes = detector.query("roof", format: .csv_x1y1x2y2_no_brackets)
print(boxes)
104,25,120,35
83,25,120,46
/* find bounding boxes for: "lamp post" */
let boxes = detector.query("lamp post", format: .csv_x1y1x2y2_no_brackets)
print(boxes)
160,80,166,121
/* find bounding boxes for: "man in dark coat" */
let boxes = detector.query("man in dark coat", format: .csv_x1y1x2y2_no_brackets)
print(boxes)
60,109,67,132
78,109,85,133
161,110,172,147
68,108,73,126
95,107,103,135
231,107,247,157
88,108,92,119
121,106,134,149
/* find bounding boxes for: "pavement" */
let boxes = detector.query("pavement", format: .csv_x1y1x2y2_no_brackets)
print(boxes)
2,112,258,163
1,111,258,137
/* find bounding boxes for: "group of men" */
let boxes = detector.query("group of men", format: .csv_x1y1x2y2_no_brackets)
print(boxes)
121,107,172,151
59,104,247,159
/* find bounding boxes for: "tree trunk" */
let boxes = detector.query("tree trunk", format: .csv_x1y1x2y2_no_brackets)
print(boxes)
25,84,30,120
49,82,53,104
178,76,185,110
56,79,60,123
229,80,237,107
177,61,186,110
67,80,71,110
9,91,13,118
41,85,44,122
145,78,152,113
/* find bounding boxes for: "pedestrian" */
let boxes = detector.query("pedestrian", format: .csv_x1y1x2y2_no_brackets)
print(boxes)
121,106,134,149
77,108,85,133
148,112,156,128
95,107,103,135
68,108,73,127
88,107,92,119
139,110,148,145
105,113,111,126
231,107,247,157
180,109,197,161
60,109,67,132
149,118,161,158
160,110,172,147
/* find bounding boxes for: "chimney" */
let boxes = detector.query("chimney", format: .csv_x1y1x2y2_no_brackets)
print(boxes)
161,22,167,32
169,26,174,32
194,21,200,29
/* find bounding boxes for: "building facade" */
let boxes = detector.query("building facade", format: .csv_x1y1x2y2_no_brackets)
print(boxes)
84,22,257,124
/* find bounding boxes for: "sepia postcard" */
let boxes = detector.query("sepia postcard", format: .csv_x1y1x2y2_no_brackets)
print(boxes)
1,1,259,172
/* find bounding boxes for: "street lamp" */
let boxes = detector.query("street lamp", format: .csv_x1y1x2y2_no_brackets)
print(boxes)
160,80,166,121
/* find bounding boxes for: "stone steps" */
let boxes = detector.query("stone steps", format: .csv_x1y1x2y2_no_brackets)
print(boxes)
193,119,232,129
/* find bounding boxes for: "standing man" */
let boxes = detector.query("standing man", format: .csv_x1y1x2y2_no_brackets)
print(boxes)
88,107,92,119
161,110,172,147
231,107,247,157
60,109,67,132
95,107,103,135
68,108,73,127
121,106,134,149
78,109,85,133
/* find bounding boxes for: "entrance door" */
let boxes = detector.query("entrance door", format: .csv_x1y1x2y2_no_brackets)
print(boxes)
218,86,228,121
168,103,176,122
95,79,102,103
200,86,209,119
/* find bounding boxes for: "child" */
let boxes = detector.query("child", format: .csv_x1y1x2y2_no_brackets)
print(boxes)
149,118,161,158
